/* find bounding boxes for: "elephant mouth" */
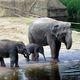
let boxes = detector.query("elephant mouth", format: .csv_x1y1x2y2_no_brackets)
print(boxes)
23,54,28,58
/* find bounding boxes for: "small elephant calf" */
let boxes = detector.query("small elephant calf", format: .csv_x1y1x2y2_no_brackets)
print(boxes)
25,43,46,61
0,39,26,67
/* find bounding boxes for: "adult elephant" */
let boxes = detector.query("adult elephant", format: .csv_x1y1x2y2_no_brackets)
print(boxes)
28,17,72,62
0,39,27,67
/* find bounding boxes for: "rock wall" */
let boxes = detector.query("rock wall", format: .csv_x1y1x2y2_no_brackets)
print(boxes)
0,0,68,18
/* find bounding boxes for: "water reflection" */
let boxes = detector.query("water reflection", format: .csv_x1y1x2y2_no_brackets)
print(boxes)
0,70,19,80
26,63,61,80
0,61,80,80
0,63,61,80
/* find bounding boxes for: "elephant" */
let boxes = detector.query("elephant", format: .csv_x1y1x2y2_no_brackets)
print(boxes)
28,17,72,62
0,39,27,67
25,43,46,61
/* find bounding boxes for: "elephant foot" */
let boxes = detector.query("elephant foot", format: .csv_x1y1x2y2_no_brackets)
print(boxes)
36,58,39,61
15,65,19,67
31,57,36,61
33,58,39,61
26,58,30,61
1,64,6,67
32,56,39,61
32,59,36,61
10,65,14,68
52,58,59,63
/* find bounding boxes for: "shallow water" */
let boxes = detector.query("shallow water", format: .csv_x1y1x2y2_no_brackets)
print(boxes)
0,49,80,80
0,61,80,80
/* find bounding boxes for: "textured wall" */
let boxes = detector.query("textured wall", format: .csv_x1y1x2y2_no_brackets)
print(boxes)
0,0,68,18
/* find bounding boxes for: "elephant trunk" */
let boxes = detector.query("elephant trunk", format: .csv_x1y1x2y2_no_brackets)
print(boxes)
65,33,72,49
43,54,46,61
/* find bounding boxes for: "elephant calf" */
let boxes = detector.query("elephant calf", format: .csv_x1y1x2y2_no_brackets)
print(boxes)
0,39,26,67
25,43,46,61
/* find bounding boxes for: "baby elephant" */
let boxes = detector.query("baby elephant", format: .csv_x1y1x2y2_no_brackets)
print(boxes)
0,39,26,67
25,43,46,61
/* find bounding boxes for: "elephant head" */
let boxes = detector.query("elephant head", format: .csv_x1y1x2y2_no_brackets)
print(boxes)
16,42,27,54
22,49,30,61
51,21,72,49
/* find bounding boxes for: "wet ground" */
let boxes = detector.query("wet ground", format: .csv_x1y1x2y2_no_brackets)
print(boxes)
0,17,79,80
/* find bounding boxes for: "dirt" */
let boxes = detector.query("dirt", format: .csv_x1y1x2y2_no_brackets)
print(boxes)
0,17,79,74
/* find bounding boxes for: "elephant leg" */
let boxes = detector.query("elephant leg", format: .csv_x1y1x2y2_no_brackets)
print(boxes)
54,41,61,60
26,50,30,61
0,57,6,67
36,54,39,61
32,53,38,61
31,53,35,61
10,51,17,67
10,61,14,67
34,49,39,61
34,53,39,61
50,41,61,62
10,58,15,67
47,34,61,62
26,54,30,61
15,54,19,67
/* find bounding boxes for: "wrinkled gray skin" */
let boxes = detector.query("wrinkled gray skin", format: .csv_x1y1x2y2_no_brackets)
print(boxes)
25,43,46,61
0,39,26,67
28,17,72,62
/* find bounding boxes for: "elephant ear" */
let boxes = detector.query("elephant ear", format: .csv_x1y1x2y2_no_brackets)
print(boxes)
51,25,59,37
16,42,25,53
